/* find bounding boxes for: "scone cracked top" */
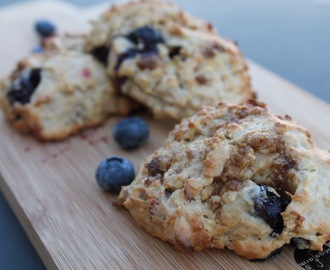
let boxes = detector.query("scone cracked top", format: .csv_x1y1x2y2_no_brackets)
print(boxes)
87,0,254,119
118,100,330,260
86,0,218,53
0,36,134,141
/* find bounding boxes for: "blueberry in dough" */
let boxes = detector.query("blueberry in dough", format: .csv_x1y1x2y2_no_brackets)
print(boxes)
126,26,164,51
7,68,41,105
254,186,289,234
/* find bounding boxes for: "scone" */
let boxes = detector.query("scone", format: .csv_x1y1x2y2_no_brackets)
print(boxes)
0,36,135,141
118,100,330,260
86,0,254,119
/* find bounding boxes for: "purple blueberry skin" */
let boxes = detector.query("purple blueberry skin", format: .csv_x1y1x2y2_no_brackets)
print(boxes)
7,68,41,105
95,156,135,193
113,117,149,150
126,26,164,50
35,20,56,38
114,26,164,72
254,186,290,235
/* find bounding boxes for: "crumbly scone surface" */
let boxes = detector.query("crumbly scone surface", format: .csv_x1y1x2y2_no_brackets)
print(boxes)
87,0,253,119
0,36,133,141
118,100,330,259
86,0,218,50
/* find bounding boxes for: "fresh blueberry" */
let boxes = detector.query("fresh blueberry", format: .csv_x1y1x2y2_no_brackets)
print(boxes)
35,20,56,38
254,186,289,234
95,156,135,193
90,46,109,65
113,117,149,150
7,68,41,104
126,26,164,51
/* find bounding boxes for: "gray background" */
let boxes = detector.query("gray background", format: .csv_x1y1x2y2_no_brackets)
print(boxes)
0,0,329,269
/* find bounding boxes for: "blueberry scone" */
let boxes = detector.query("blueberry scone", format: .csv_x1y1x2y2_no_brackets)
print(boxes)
0,36,135,141
118,100,330,260
86,0,254,119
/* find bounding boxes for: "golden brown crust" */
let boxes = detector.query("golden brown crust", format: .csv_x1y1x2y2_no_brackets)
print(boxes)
118,101,330,260
87,0,254,119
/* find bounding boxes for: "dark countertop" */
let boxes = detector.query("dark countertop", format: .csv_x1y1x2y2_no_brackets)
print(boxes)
0,0,329,269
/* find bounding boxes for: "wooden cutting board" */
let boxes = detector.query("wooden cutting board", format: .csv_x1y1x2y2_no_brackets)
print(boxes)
0,1,329,269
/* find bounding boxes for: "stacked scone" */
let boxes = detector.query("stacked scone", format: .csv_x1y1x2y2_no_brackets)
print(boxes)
86,0,253,119
1,0,329,262
0,0,253,140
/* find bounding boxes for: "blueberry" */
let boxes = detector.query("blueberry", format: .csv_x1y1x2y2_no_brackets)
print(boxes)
95,156,135,193
126,26,164,51
254,186,289,234
113,117,149,150
7,68,41,104
115,48,160,72
90,46,109,65
114,26,164,71
35,20,56,38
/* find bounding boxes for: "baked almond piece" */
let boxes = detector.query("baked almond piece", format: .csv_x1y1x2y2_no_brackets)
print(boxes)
0,36,135,141
86,0,254,119
118,100,330,260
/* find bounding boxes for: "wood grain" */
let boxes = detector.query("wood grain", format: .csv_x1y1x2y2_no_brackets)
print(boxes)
0,1,329,269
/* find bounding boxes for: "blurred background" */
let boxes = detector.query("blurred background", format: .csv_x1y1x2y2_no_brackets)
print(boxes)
0,0,329,269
